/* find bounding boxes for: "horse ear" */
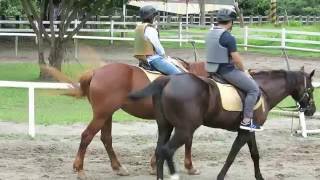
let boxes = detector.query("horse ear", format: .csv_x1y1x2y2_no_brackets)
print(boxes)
300,66,305,72
310,70,315,78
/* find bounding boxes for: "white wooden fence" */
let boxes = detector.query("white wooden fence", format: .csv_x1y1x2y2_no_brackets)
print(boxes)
0,80,319,138
0,81,72,137
0,20,320,57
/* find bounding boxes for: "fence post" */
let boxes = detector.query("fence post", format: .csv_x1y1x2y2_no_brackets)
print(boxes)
179,22,182,47
299,111,308,137
15,15,20,29
258,15,262,25
306,15,310,25
284,15,288,25
167,15,171,24
15,36,18,56
210,14,214,25
244,26,248,51
95,15,99,29
312,16,316,24
28,87,35,138
110,20,114,45
190,15,194,25
74,19,78,58
178,15,182,24
0,15,5,28
281,28,286,49
132,15,137,22
299,15,303,24
249,15,253,25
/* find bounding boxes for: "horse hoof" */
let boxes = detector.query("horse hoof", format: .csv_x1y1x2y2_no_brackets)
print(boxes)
187,167,200,175
73,158,83,172
149,168,156,175
77,170,87,180
115,166,129,176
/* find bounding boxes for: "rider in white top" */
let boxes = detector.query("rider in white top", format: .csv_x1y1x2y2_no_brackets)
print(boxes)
134,5,182,75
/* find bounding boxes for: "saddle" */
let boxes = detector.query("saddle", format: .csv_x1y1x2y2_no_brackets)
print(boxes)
207,73,265,112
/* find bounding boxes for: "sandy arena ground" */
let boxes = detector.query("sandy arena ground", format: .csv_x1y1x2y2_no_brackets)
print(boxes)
0,119,319,180
0,42,320,180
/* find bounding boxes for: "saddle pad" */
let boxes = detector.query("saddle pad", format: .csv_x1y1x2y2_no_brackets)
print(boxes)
139,67,162,82
213,80,265,112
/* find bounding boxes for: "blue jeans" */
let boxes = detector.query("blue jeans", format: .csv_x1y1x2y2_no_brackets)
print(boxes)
149,56,182,75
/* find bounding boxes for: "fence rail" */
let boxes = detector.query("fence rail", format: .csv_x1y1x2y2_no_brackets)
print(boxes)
0,20,320,56
0,80,319,137
1,14,320,26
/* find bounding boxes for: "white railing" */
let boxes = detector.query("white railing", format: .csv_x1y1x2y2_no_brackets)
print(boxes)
0,80,319,137
2,15,320,25
0,81,72,138
0,20,320,56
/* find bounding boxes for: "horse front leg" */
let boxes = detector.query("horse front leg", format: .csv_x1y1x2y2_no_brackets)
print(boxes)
73,117,105,178
100,116,129,176
247,132,264,180
217,130,250,180
184,138,200,175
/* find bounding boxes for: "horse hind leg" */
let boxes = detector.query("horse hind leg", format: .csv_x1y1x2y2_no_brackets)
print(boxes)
73,116,106,176
247,132,264,180
159,128,194,180
184,138,200,175
100,116,129,176
217,130,251,180
155,121,173,179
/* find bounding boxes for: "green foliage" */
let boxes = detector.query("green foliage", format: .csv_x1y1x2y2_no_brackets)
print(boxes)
277,0,320,16
238,0,270,16
238,0,320,16
0,0,23,16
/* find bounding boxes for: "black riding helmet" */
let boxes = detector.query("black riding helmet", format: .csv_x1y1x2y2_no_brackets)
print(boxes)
139,5,158,20
217,8,237,22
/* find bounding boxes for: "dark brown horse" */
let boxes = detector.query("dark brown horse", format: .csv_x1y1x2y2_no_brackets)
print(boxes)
46,61,207,176
129,69,316,180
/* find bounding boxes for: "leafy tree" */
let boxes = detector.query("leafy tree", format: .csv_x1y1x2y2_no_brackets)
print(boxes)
0,0,23,16
20,0,128,79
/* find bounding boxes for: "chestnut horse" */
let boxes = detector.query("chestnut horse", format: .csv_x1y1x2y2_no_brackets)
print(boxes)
51,61,207,176
129,69,316,180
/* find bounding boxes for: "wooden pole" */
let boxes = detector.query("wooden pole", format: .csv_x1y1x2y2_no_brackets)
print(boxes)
270,0,277,24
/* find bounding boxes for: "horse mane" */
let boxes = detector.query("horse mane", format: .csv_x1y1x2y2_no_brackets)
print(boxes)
251,69,301,88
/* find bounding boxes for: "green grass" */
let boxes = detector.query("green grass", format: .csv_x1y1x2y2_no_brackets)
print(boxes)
0,63,143,125
0,88,142,125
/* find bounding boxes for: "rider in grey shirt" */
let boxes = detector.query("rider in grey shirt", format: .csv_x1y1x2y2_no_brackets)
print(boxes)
205,9,263,132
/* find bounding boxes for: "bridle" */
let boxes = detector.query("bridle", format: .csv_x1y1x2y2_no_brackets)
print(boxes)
296,75,314,112
276,75,314,112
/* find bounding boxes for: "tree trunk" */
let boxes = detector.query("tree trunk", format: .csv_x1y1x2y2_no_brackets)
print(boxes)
199,0,205,25
48,40,64,71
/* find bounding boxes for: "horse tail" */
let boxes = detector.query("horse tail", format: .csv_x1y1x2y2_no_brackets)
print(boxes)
65,70,93,98
128,76,170,100
40,65,93,98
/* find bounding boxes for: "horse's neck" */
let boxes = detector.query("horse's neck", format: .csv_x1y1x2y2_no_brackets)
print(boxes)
189,62,208,77
255,74,293,109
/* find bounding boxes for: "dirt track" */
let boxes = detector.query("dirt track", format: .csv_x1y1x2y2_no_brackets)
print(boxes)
0,119,319,180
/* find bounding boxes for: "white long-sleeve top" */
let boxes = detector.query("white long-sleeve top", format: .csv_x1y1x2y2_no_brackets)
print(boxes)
144,26,165,62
